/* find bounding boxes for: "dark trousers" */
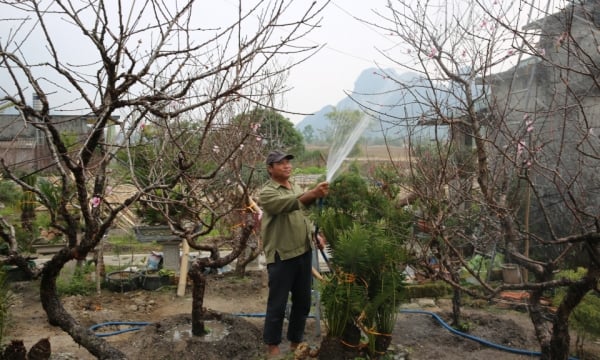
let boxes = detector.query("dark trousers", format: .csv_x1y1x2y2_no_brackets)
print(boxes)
263,250,313,345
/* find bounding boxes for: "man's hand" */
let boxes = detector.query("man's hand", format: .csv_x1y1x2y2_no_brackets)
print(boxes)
312,181,329,198
299,181,329,206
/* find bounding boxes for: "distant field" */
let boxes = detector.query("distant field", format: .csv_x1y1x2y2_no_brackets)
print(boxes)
359,145,409,160
307,144,409,161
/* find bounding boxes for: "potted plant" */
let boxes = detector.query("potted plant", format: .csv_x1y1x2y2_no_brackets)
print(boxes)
140,269,174,291
105,270,141,292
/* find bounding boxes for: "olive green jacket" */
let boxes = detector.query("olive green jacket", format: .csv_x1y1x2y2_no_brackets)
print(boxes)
259,179,313,264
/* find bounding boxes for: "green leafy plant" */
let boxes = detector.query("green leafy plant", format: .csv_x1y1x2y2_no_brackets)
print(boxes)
0,180,20,206
57,263,96,296
316,171,410,358
0,266,15,346
19,174,37,234
294,166,325,175
158,268,175,277
320,269,367,338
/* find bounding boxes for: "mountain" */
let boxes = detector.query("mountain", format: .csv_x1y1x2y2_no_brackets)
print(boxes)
295,67,446,143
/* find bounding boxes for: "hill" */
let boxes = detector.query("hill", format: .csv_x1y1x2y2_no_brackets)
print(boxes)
295,67,447,144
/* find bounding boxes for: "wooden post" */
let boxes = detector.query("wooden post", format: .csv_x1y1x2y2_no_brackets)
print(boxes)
177,239,190,297
95,237,105,294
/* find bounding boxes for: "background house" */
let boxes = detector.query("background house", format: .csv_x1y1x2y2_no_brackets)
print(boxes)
482,0,600,239
0,96,119,173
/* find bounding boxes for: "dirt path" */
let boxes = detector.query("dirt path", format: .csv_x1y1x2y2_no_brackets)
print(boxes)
4,271,600,359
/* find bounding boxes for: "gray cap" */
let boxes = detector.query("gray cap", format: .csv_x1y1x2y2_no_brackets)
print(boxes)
266,150,294,165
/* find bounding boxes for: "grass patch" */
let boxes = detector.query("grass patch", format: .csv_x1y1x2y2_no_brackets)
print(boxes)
106,232,159,255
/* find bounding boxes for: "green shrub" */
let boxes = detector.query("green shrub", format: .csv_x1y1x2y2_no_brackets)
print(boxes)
294,166,325,175
402,281,452,300
0,180,20,206
0,267,15,346
57,263,96,296
316,172,411,357
552,267,600,353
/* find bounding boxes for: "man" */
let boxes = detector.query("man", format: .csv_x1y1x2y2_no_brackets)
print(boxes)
259,150,329,357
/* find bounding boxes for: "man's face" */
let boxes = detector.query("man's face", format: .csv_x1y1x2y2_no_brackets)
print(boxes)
269,158,292,180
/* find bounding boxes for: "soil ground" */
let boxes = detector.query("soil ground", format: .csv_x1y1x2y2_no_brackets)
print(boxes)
4,270,600,360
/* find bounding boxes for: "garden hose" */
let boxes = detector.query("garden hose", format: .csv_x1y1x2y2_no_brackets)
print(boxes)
89,311,581,360
400,309,580,360
90,321,151,337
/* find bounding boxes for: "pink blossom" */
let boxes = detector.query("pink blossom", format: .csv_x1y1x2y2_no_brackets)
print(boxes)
517,141,525,156
213,145,220,153
555,32,568,48
91,197,101,208
239,144,244,150
507,49,515,56
526,120,534,133
428,47,437,58
256,136,262,142
538,48,546,56
481,20,487,28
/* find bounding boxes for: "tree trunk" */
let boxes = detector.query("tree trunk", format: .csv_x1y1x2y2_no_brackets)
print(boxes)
189,265,208,336
234,235,260,277
40,254,127,359
530,265,600,360
450,275,461,326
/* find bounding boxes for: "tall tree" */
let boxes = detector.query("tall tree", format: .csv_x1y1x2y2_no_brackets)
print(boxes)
301,124,315,144
0,1,329,358
241,107,305,154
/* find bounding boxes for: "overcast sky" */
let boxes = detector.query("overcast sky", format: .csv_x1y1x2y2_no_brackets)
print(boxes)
0,0,562,123
281,0,400,124
0,0,399,124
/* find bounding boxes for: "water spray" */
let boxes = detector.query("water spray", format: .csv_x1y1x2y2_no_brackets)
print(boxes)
325,112,370,183
315,111,370,272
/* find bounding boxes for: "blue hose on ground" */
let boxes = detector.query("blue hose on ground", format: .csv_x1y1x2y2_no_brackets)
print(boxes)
90,321,152,337
400,309,579,360
89,310,579,360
